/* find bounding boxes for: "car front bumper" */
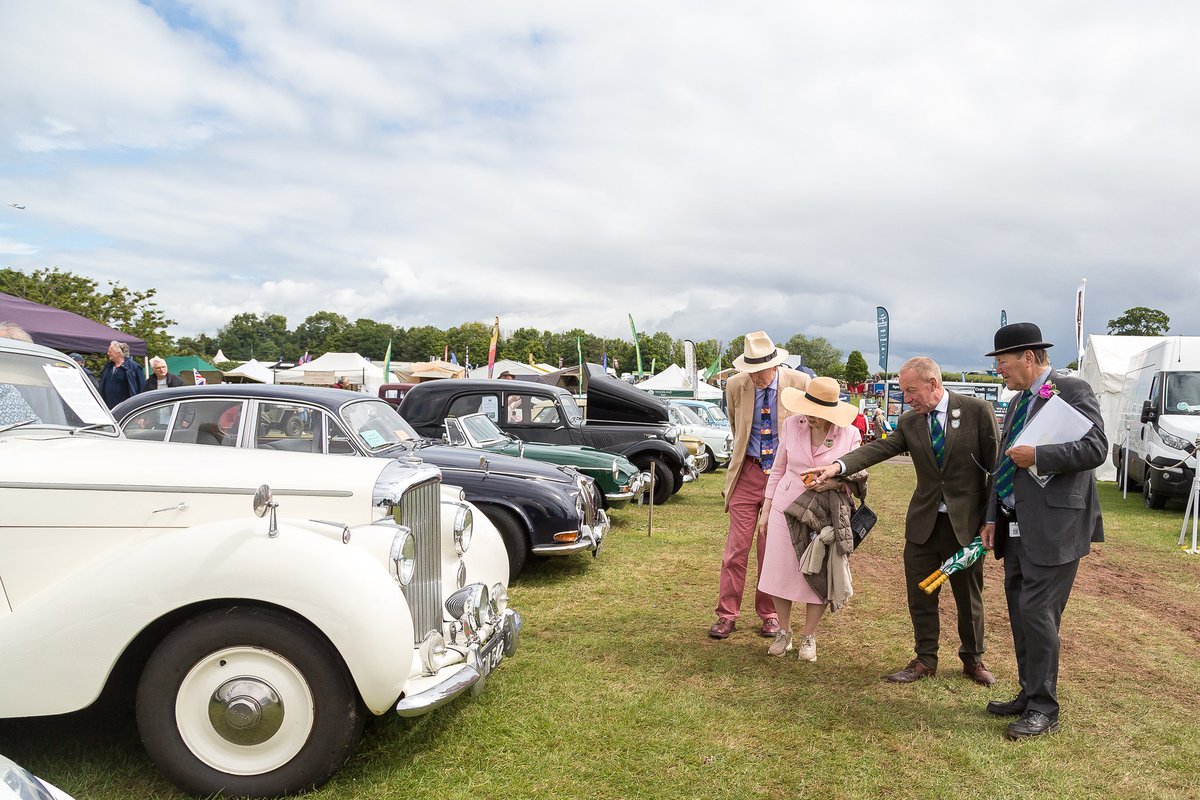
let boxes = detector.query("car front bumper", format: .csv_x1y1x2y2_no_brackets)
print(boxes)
530,508,610,556
396,607,523,717
605,471,648,507
681,454,701,482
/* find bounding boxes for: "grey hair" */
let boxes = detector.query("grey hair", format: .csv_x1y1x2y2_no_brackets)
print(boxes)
899,356,942,384
110,341,131,359
149,356,167,368
0,322,34,343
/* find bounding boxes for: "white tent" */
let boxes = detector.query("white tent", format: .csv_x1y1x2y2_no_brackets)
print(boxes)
213,348,229,363
1078,334,1167,480
635,363,723,400
275,352,401,391
222,358,274,384
466,359,543,379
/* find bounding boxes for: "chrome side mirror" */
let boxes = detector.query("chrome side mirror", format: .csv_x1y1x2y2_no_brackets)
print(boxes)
479,454,490,477
253,484,279,537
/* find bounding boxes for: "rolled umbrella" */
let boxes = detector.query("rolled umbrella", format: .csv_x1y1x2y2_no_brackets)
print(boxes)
919,536,985,594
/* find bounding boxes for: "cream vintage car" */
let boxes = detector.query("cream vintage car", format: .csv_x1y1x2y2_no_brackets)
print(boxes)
0,338,521,798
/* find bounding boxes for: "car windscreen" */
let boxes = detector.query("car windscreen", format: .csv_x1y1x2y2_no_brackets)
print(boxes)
673,403,705,425
560,393,583,426
0,349,113,431
461,413,508,445
340,399,420,451
1164,372,1200,415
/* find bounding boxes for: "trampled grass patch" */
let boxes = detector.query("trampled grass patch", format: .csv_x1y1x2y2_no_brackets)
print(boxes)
3,465,1199,799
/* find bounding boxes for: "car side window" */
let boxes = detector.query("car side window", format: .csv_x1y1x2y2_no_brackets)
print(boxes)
255,401,318,453
327,417,356,456
505,393,560,426
448,394,500,422
169,400,243,447
123,406,172,441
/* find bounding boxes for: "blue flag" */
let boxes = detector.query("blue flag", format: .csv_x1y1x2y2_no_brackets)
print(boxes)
876,306,890,374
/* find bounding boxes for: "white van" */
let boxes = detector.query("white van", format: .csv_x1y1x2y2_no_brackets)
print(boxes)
1112,337,1200,508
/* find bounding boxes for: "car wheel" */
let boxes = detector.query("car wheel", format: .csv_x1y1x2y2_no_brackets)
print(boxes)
1115,452,1140,491
634,457,674,505
1143,474,1167,509
702,446,718,474
136,607,365,799
285,415,304,437
483,506,528,578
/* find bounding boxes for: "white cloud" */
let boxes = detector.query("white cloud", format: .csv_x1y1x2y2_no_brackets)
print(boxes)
2,1,1199,368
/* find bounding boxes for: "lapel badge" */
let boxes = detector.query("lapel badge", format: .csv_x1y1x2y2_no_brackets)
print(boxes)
951,408,961,419
951,420,960,429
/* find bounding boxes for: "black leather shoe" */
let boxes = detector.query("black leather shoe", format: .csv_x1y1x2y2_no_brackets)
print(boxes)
1006,710,1059,740
986,696,1026,717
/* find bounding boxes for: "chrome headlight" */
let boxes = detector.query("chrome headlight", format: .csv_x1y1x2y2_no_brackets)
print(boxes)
575,491,585,522
664,424,678,443
389,526,416,586
453,503,473,555
490,582,508,617
0,754,61,800
445,583,489,632
1160,429,1194,452
418,630,447,676
611,460,620,481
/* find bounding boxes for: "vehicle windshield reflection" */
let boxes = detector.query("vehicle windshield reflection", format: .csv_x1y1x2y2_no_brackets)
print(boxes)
461,413,508,446
0,350,114,434
1165,372,1200,415
673,404,705,425
560,394,583,426
340,400,420,451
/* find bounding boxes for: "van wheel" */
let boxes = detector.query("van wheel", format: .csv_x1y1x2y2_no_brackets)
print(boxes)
1143,475,1168,509
634,457,674,505
1115,453,1140,491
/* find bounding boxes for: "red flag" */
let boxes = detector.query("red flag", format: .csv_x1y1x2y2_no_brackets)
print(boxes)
487,317,500,378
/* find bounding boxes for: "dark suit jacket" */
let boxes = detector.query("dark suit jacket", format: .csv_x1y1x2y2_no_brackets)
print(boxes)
144,372,184,391
840,391,999,547
987,371,1107,566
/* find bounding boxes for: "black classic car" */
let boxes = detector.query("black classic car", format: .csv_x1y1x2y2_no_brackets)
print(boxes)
399,365,697,505
112,385,606,577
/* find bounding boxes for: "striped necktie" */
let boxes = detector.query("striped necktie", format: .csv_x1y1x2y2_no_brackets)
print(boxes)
929,411,945,468
995,390,1033,501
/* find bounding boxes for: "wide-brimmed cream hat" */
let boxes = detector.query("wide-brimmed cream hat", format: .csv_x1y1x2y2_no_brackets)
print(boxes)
781,377,857,427
732,331,789,373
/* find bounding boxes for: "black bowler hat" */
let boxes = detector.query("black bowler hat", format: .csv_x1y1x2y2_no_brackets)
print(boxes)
985,322,1055,357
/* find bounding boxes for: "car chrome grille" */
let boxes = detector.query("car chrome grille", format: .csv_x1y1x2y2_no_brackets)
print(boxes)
400,478,442,635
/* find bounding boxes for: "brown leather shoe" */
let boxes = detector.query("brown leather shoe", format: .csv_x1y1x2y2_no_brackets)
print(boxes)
884,658,935,683
962,660,997,686
760,618,781,637
708,618,736,639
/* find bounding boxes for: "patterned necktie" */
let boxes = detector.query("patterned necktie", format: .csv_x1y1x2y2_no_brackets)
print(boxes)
929,411,945,468
758,387,776,472
995,389,1033,501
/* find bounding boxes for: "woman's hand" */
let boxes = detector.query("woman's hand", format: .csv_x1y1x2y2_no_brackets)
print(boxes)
757,503,771,536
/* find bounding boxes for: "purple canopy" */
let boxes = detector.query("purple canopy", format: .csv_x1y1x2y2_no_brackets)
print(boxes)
0,291,147,356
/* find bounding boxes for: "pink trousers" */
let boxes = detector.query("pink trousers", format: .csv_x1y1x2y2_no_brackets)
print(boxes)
715,464,776,622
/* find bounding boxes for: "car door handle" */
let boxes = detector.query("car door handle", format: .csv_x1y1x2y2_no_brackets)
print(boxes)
153,502,190,513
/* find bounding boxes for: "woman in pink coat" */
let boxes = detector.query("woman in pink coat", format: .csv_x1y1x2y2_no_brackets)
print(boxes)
758,377,861,661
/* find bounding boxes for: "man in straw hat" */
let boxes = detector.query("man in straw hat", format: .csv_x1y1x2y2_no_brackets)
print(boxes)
708,331,809,639
804,356,1000,686
981,322,1105,739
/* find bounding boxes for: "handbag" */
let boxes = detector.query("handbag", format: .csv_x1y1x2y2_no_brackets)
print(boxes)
850,499,877,549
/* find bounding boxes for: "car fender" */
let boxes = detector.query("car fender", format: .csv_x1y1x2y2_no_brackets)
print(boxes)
617,438,684,469
0,517,415,718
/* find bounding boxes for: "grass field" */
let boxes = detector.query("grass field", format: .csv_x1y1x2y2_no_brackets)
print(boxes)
4,464,1200,799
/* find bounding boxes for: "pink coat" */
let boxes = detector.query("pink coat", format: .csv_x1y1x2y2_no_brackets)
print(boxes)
758,415,861,603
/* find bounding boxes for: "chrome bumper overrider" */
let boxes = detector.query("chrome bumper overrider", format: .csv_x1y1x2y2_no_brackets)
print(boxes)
606,471,648,504
395,608,523,717
682,455,701,482
530,509,610,556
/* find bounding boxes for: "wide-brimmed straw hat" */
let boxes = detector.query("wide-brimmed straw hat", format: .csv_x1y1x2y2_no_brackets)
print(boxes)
985,322,1054,357
781,377,858,427
732,331,789,373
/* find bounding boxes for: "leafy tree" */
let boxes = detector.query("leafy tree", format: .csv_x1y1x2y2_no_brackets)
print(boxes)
401,325,445,362
175,333,219,357
445,321,492,369
293,311,349,356
784,333,844,378
0,267,175,357
844,350,870,385
335,319,397,359
217,312,290,361
1107,306,1170,336
503,327,546,365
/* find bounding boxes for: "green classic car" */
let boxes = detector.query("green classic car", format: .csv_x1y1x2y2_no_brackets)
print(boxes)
444,413,648,510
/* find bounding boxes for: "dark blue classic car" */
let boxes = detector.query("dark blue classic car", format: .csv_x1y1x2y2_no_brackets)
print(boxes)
113,385,607,577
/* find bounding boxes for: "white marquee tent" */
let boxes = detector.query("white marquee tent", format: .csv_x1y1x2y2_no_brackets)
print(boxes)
635,363,723,400
466,359,545,379
274,352,401,390
222,358,274,384
1078,334,1167,481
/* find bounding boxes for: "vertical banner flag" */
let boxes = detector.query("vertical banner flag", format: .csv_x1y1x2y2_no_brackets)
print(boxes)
602,350,608,371
997,309,1007,371
876,306,890,375
450,352,458,366
1075,278,1087,361
487,317,500,378
684,339,697,398
628,313,644,376
443,344,449,362
193,369,206,386
465,342,470,371
703,341,723,381
576,336,587,394
382,339,392,384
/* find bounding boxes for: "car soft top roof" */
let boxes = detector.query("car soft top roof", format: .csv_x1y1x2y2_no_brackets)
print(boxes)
579,364,669,424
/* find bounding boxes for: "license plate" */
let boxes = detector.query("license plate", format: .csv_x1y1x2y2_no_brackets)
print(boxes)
478,633,505,677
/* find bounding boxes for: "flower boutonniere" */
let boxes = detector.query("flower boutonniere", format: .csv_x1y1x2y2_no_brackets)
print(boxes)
1037,381,1060,400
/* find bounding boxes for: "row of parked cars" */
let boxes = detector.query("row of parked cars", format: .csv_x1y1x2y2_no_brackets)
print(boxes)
0,341,732,798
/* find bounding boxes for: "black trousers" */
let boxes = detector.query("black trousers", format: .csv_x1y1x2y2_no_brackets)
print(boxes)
903,513,985,670
1003,533,1080,718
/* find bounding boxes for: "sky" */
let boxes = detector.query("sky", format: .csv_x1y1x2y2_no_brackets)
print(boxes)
2,1,1199,372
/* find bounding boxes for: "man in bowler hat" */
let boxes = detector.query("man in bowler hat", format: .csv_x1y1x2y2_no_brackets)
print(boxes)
981,322,1106,739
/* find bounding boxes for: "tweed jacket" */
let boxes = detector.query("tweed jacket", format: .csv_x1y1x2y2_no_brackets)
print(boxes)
986,370,1107,566
722,368,809,511
840,391,999,547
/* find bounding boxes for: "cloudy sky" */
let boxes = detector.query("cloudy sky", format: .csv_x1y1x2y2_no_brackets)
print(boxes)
2,1,1198,371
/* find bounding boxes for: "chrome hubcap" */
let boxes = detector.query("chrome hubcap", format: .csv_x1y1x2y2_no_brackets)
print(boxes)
209,678,284,745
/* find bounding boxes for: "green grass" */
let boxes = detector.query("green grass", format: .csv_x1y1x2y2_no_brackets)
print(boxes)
4,466,1200,799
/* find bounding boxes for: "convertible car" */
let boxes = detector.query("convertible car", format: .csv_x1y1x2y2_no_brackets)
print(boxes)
113,385,607,578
